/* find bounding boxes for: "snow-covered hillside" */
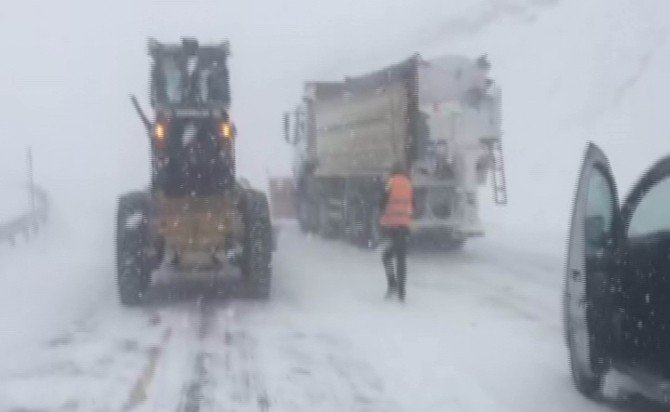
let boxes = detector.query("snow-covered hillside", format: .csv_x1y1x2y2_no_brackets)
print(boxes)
437,0,670,239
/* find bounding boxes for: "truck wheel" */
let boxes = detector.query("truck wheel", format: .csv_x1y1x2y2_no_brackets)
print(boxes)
241,191,272,299
346,198,367,247
365,208,382,249
446,237,466,251
116,192,153,306
297,196,311,233
317,201,336,238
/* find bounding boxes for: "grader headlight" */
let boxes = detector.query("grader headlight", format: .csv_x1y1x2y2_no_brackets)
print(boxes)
154,122,167,148
220,121,234,140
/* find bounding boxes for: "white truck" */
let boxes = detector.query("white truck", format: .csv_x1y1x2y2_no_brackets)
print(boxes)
283,53,506,248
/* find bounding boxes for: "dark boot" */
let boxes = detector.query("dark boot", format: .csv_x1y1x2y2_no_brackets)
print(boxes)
396,230,407,303
397,286,405,302
385,284,397,299
396,268,406,302
384,266,397,299
383,245,397,299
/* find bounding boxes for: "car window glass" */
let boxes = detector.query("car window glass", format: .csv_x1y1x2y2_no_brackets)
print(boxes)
163,59,183,103
585,169,614,249
628,176,670,237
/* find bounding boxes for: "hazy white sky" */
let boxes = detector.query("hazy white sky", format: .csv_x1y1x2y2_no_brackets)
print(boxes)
0,0,496,190
2,0,669,236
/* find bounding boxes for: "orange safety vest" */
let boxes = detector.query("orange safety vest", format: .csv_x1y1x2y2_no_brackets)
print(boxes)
380,174,413,228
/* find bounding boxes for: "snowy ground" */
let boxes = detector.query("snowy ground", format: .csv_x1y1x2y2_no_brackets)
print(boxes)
0,215,648,411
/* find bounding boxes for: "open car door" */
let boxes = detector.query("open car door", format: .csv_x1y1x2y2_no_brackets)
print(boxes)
614,150,670,387
564,142,622,397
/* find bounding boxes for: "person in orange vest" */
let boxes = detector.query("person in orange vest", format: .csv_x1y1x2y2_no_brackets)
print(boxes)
380,162,413,301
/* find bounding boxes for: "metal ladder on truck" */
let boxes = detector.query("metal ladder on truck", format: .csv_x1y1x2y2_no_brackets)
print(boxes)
483,137,508,205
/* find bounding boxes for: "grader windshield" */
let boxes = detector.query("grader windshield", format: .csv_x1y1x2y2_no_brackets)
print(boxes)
149,39,230,108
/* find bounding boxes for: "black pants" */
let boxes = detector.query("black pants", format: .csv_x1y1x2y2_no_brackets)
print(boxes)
382,227,409,298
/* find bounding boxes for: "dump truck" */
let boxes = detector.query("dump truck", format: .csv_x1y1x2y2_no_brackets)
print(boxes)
283,54,506,248
115,38,273,305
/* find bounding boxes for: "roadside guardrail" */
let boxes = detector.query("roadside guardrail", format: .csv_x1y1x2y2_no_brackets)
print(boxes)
0,185,49,245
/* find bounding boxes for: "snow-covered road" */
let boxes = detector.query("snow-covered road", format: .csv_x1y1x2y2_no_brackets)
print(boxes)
0,221,645,411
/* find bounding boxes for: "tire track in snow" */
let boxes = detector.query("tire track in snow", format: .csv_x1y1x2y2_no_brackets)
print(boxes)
0,297,170,411
411,247,560,328
180,351,209,412
170,294,270,412
123,326,172,410
208,303,271,411
176,296,214,412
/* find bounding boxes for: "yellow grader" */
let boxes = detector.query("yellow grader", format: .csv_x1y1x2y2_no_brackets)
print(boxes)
116,38,272,305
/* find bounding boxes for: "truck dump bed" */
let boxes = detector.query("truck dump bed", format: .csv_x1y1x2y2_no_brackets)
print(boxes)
308,57,418,177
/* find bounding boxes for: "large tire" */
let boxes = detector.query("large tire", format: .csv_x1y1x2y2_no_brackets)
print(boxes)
297,195,312,234
345,198,367,247
317,200,336,238
365,208,382,249
445,236,466,251
116,192,153,306
241,190,273,299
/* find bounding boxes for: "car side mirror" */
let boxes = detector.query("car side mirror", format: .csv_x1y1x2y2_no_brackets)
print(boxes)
585,215,607,247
